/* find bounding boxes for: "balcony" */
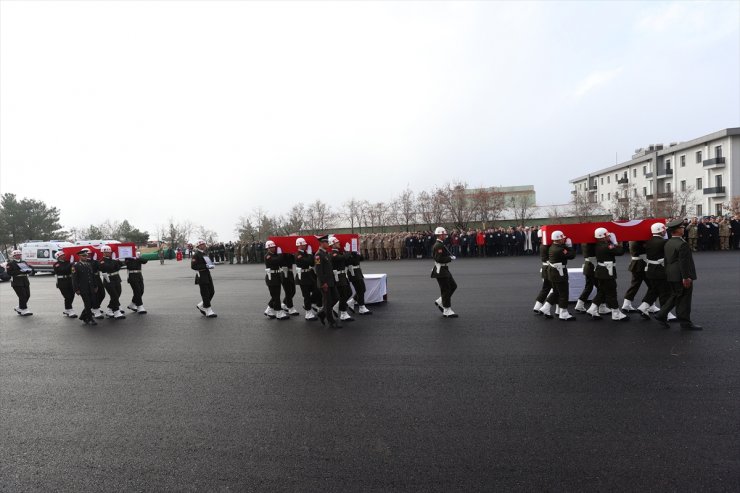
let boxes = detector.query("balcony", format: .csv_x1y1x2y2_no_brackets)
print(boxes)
646,194,654,200
703,157,726,168
588,184,598,191
703,186,726,196
656,169,673,178
617,177,629,184
618,197,629,203
657,192,673,200
645,172,653,178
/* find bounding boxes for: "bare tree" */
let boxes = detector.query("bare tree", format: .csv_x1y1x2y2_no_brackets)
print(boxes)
304,200,335,233
569,190,601,223
438,181,473,230
343,198,363,233
508,194,536,226
470,187,506,228
283,203,306,234
164,218,194,248
729,196,740,216
196,225,218,244
398,187,416,231
235,216,257,242
416,190,433,230
372,202,390,232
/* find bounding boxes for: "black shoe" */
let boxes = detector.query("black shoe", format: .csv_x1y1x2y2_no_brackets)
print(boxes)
317,310,326,326
652,314,669,329
680,323,703,331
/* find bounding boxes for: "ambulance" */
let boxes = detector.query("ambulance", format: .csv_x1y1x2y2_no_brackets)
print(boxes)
19,240,75,273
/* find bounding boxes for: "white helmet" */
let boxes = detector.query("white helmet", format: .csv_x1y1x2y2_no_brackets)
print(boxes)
197,240,207,247
12,249,22,257
295,237,307,247
265,240,276,249
594,227,609,239
328,236,339,245
55,251,66,259
551,230,565,241
100,245,112,253
434,226,447,235
651,223,666,234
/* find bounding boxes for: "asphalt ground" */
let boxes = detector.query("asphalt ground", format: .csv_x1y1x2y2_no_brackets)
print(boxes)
1,252,739,492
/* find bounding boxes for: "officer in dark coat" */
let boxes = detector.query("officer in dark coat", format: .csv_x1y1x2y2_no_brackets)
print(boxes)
72,248,98,325
314,235,340,327
53,251,77,318
347,247,372,315
124,252,148,314
654,219,702,330
98,245,126,319
330,236,354,322
575,243,597,313
7,249,33,316
546,230,576,321
431,226,458,318
192,239,217,318
587,227,628,321
263,240,288,320
621,240,648,312
295,237,321,320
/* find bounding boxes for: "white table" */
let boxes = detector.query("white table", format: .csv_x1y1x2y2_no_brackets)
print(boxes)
568,268,593,302
352,273,387,304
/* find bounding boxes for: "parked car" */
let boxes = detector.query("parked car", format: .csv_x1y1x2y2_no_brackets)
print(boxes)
0,252,10,282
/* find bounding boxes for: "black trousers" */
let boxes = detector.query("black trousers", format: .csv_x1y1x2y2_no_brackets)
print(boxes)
93,276,105,309
267,282,282,310
657,282,693,323
298,283,322,310
78,290,94,322
12,285,30,309
321,285,339,324
58,282,75,309
535,278,552,304
624,270,645,302
337,278,352,311
199,281,215,308
281,276,296,309
578,274,595,302
550,279,569,309
104,278,122,311
642,278,670,306
128,274,145,306
593,278,618,309
349,274,366,306
436,275,457,308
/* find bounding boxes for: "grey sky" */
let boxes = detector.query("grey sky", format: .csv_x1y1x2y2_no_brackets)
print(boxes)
1,0,738,241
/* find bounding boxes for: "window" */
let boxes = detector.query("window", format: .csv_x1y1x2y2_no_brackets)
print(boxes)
600,177,604,185
633,168,637,177
633,189,637,197
615,192,619,199
665,182,671,193
643,166,647,175
696,150,702,163
716,175,723,188
642,187,647,196
680,155,686,167
601,194,604,201
607,176,610,184
615,173,618,181
681,180,686,192
696,204,702,216
715,145,722,158
716,204,723,216
681,205,686,216
607,192,611,200
665,159,671,167
697,178,703,190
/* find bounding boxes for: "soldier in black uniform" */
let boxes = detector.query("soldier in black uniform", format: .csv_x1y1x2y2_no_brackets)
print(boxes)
72,248,98,325
533,239,554,315
263,240,288,320
587,227,628,321
574,243,597,313
639,222,675,321
330,237,354,322
124,251,148,314
280,249,299,316
546,230,576,321
53,251,77,318
654,219,702,330
89,251,106,319
98,245,126,319
192,239,217,318
314,235,340,327
295,237,321,320
431,227,458,318
621,239,648,312
347,247,372,315
7,249,33,316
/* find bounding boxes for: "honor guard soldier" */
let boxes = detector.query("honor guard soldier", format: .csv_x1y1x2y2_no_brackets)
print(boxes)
654,219,702,330
124,251,148,314
314,235,340,327
431,226,458,318
263,240,288,320
53,251,77,318
346,245,372,315
192,239,217,318
280,249,299,316
532,236,553,315
72,249,98,325
574,243,597,313
89,252,106,319
639,223,675,321
621,239,647,313
587,227,628,321
329,236,354,322
295,238,321,320
7,250,33,316
98,245,126,319
546,231,576,321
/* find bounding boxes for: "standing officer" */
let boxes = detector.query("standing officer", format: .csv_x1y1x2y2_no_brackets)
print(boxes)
587,227,628,321
263,240,288,320
98,245,126,319
192,239,217,318
53,251,77,318
621,239,648,312
346,245,372,315
7,249,33,316
295,237,321,320
329,236,354,322
431,226,458,318
72,248,98,325
574,242,597,314
314,235,340,328
280,247,299,316
124,251,148,314
546,230,576,321
654,219,702,330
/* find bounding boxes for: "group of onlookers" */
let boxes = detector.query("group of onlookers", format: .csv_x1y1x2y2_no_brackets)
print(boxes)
683,215,739,252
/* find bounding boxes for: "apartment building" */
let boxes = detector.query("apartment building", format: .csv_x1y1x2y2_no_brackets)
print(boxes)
570,128,739,218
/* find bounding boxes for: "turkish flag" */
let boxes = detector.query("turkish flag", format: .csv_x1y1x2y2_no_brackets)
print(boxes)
541,220,665,245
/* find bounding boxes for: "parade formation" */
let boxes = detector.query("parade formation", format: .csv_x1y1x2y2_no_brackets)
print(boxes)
5,220,706,330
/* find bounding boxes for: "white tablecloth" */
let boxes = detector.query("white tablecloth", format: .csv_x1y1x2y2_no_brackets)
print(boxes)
352,273,387,304
568,268,593,302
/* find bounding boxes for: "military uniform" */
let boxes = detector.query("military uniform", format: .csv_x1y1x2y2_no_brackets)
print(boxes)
124,256,148,313
90,258,106,317
547,241,576,320
641,233,670,318
589,236,627,319
7,258,33,315
686,221,698,251
347,251,372,314
53,258,77,317
264,249,285,319
331,244,354,321
314,242,339,327
533,243,553,313
622,241,647,311
575,243,597,312
431,239,457,315
280,253,299,315
655,221,701,330
296,247,321,319
192,247,217,317
72,255,98,324
99,255,126,318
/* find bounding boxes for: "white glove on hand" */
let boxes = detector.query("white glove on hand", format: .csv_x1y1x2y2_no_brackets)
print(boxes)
450,256,457,260
208,265,215,270
608,232,617,245
565,238,573,247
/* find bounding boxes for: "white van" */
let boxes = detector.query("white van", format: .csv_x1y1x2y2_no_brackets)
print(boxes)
19,240,75,273
74,239,122,247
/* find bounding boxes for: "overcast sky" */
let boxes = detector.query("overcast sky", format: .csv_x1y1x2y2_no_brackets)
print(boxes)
1,0,738,240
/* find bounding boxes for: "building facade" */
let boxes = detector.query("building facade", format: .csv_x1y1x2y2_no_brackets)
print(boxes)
570,128,739,218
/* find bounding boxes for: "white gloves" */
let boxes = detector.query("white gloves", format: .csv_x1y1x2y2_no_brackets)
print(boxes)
565,238,573,247
450,256,457,260
608,232,617,245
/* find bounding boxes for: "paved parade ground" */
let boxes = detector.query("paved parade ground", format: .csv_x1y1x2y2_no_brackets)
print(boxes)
1,253,739,491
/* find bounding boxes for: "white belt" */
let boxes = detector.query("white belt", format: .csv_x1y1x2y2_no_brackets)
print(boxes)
348,265,360,276
631,255,647,261
15,274,28,277
265,268,280,280
127,270,141,273
644,258,664,271
598,261,615,276
434,262,448,274
56,275,71,279
332,269,346,282
548,262,565,276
